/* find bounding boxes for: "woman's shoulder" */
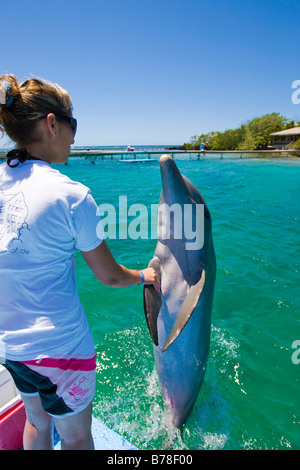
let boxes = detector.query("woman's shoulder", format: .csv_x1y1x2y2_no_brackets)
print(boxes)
36,163,91,202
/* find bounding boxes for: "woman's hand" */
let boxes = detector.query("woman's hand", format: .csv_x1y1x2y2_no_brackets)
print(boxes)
140,268,160,292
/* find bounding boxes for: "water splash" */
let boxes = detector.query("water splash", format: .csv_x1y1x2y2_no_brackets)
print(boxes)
94,325,234,449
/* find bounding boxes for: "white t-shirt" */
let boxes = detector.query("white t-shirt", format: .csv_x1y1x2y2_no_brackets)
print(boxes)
0,159,104,361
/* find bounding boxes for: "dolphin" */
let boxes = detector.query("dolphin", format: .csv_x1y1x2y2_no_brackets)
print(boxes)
143,154,216,429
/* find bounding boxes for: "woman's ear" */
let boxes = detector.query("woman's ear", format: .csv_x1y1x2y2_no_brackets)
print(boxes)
45,113,57,136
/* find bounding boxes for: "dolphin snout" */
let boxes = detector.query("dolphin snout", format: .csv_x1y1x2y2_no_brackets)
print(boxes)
160,154,173,164
160,154,178,176
159,155,190,206
160,154,177,182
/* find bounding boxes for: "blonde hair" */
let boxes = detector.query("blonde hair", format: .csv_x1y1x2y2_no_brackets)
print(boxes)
0,74,73,146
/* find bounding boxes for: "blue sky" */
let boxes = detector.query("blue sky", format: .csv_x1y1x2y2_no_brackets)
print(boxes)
1,0,299,146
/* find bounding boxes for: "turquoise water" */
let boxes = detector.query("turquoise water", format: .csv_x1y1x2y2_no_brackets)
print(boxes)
56,156,300,450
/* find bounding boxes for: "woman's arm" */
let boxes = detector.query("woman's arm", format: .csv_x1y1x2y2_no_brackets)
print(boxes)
81,240,160,291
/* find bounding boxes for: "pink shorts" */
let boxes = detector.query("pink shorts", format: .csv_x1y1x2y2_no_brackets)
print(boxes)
4,354,96,418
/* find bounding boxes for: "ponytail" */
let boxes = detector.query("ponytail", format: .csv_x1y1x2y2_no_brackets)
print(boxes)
0,74,73,146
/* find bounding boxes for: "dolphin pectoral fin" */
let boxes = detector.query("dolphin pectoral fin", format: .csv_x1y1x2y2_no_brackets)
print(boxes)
161,270,206,353
143,257,162,346
143,285,162,346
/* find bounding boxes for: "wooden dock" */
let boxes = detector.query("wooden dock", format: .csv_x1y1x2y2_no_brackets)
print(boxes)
0,149,299,161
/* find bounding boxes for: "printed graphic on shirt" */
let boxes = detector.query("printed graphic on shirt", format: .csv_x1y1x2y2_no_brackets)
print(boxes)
0,191,30,254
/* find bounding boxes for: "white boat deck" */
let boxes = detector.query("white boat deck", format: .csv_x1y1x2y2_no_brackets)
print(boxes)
54,416,137,450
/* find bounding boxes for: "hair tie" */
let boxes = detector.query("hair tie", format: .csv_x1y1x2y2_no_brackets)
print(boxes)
0,81,15,108
6,148,31,167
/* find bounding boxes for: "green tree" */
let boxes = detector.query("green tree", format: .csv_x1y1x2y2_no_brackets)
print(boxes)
210,127,246,150
188,113,290,151
237,126,256,150
246,113,287,149
183,132,215,150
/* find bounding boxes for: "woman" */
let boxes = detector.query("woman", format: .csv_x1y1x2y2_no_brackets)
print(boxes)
0,74,160,450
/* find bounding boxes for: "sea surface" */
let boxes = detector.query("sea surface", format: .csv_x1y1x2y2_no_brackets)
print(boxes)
55,153,300,450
